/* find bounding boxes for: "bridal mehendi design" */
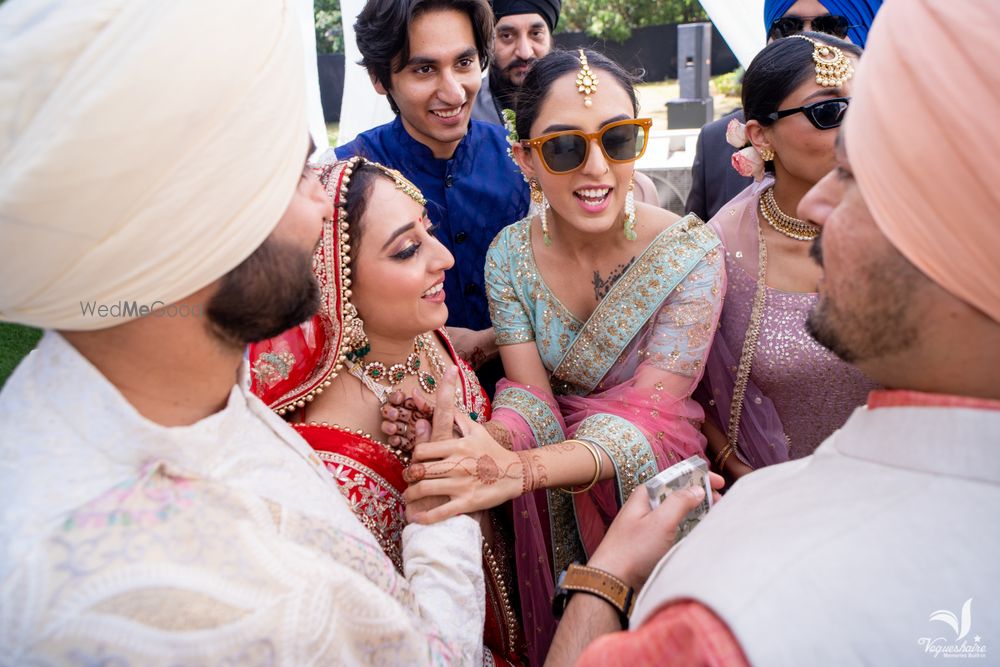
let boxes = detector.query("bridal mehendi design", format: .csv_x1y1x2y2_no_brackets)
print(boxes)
403,462,426,484
516,450,548,494
403,455,523,487
484,421,514,451
475,455,503,485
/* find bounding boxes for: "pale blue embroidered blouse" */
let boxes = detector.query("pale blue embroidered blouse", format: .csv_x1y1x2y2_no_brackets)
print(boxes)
485,215,723,393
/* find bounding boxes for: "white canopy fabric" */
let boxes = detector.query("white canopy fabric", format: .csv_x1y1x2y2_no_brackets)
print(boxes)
298,0,330,153
699,0,766,70
337,0,395,146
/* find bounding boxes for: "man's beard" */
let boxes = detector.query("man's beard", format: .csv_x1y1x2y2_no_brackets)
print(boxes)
805,233,920,364
206,236,319,348
492,59,533,108
500,57,535,83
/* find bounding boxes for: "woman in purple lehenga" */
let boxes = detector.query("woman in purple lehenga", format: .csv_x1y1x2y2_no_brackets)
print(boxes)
697,34,878,480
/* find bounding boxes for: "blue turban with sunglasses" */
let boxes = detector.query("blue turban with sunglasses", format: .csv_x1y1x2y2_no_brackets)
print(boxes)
763,0,883,47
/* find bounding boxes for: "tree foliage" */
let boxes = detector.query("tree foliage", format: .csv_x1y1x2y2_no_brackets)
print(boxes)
315,0,343,54
314,0,709,52
559,0,708,43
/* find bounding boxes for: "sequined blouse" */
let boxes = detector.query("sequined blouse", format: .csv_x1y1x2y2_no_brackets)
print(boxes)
719,253,878,458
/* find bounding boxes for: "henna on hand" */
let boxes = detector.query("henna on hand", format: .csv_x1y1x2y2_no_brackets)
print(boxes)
465,345,489,370
403,455,521,487
516,450,548,494
403,462,426,484
381,398,432,451
483,421,514,451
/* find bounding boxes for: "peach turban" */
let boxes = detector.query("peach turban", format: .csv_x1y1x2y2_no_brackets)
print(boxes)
0,0,307,330
845,0,1000,323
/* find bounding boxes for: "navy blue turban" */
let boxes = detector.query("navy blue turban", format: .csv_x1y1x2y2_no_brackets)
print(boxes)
763,0,882,47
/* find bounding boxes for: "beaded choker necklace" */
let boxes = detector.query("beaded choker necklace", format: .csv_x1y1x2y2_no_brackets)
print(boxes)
759,187,820,241
355,333,446,395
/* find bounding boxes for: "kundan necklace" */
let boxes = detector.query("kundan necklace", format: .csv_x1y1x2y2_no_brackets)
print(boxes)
759,187,820,241
353,333,446,395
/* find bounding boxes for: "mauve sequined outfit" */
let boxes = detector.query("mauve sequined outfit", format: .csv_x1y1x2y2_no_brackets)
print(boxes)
719,257,878,458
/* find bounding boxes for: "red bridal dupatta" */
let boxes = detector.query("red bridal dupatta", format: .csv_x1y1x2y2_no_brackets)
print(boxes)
249,158,522,666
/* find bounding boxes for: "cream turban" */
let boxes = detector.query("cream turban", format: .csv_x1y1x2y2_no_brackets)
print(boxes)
0,0,308,330
845,0,1000,323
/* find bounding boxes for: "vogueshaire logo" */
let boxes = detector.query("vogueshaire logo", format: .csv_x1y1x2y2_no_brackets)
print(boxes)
918,598,988,659
79,300,204,319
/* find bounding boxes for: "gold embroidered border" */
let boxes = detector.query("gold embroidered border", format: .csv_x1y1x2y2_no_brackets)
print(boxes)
552,216,720,395
495,329,535,346
547,487,587,580
492,388,564,445
492,387,585,578
491,217,583,368
575,414,657,503
318,451,406,573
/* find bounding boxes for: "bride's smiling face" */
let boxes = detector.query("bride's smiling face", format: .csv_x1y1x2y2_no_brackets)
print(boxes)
348,174,454,341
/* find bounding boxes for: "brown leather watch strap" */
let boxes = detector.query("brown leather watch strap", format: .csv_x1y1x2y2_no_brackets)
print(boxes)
553,563,635,627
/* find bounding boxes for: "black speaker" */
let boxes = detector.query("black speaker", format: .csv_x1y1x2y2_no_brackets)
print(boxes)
669,22,713,129
678,22,712,99
666,98,714,129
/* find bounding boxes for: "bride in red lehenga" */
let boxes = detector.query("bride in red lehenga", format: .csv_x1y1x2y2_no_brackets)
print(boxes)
249,157,523,666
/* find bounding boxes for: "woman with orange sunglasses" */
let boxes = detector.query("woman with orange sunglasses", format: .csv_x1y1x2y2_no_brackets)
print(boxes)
401,48,726,665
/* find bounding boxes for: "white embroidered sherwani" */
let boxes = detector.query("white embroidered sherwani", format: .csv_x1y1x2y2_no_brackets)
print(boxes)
0,332,485,665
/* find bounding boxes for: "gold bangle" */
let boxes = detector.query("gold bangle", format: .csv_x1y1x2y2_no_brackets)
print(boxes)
715,444,736,471
560,439,603,494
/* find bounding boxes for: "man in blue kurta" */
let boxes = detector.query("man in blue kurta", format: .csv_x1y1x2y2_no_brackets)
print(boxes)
335,0,529,381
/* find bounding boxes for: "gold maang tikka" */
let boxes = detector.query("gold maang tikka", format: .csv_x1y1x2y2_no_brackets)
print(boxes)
576,49,599,107
789,35,854,88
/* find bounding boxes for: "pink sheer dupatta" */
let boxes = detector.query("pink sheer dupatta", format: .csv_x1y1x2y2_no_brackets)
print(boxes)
696,177,792,468
490,380,565,667
488,218,726,666
562,376,708,557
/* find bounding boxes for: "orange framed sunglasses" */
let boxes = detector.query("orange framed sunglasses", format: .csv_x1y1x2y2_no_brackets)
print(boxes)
521,118,653,175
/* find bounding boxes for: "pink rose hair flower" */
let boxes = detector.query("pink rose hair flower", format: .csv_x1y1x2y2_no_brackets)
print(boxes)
725,118,747,149
731,146,765,181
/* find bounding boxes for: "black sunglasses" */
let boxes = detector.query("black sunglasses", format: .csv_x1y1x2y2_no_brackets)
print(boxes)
769,15,852,40
767,97,850,130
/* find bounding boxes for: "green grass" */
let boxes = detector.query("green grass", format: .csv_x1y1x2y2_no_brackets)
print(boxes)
0,323,42,389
